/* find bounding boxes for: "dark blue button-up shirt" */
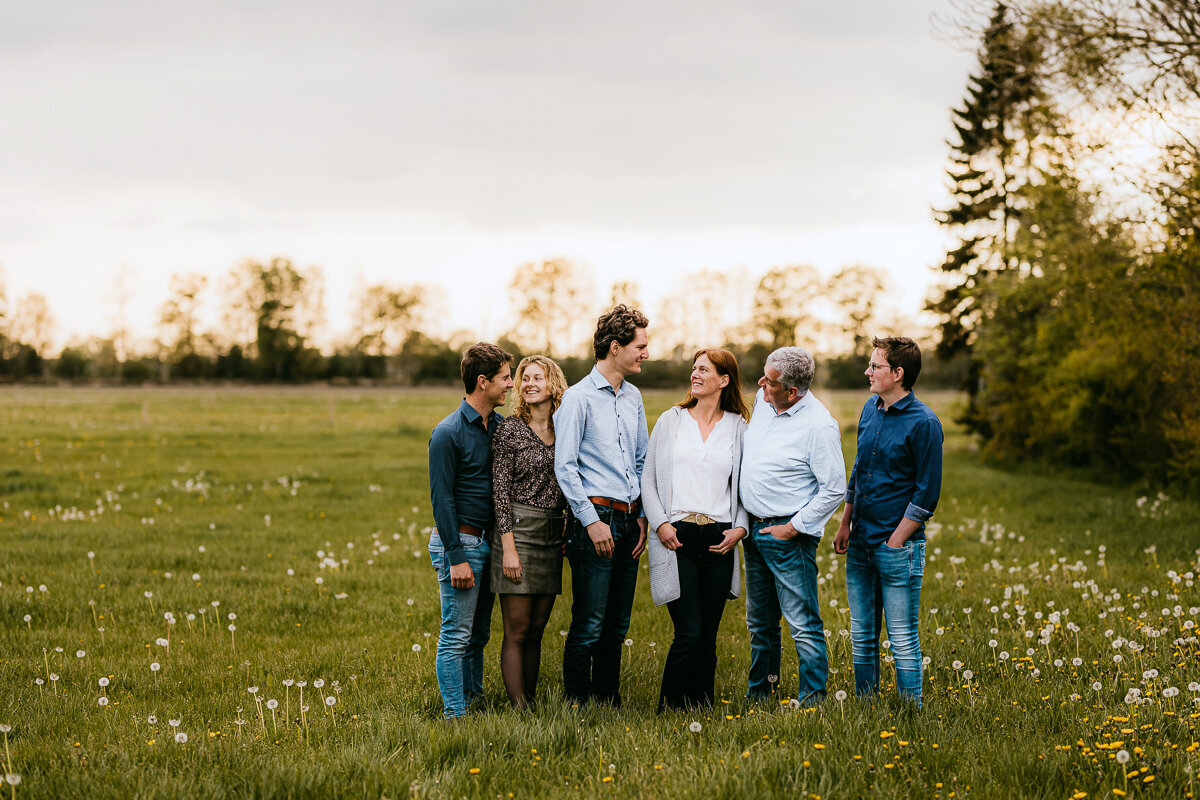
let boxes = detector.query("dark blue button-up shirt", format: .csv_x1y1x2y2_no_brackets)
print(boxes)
429,399,503,565
846,391,943,547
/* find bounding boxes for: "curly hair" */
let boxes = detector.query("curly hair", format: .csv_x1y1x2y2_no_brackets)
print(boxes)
592,304,649,361
511,355,568,428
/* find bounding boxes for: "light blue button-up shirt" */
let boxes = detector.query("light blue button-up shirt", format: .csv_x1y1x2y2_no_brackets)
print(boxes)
553,365,649,527
739,388,847,538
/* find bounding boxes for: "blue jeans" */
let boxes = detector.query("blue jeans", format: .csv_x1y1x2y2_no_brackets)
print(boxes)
563,505,641,706
845,539,925,707
743,517,827,705
428,529,494,718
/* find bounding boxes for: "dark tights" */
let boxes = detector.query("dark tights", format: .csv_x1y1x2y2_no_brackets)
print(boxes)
498,593,556,708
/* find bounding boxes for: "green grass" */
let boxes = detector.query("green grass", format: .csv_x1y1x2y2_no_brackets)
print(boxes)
1,386,1198,800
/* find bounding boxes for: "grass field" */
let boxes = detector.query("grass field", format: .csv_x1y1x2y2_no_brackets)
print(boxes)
1,385,1198,800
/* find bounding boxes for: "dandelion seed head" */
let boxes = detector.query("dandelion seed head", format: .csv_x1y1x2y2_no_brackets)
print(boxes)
689,721,702,733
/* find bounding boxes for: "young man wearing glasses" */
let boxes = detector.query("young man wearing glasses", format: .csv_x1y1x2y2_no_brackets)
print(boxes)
833,336,943,708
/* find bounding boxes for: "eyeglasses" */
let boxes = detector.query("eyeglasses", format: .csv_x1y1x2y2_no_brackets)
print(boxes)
867,362,894,373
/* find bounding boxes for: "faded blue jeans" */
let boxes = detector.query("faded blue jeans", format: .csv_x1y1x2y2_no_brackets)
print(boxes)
845,539,925,707
743,516,827,705
428,528,494,718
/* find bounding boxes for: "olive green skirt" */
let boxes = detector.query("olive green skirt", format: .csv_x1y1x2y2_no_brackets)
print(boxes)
491,501,565,595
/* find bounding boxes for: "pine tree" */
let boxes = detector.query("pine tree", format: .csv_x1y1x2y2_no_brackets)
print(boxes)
930,2,1058,362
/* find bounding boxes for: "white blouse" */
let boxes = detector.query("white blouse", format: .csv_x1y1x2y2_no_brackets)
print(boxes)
668,410,738,524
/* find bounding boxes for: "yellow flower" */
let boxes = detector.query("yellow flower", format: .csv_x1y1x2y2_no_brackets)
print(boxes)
1112,791,1126,797
1143,776,1155,784
880,731,894,739
813,743,825,750
469,768,480,775
602,776,613,783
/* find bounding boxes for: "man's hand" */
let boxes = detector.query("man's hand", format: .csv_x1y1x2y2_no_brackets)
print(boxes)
449,561,475,589
587,520,614,558
656,522,681,551
833,522,850,554
631,517,648,558
709,526,746,555
763,520,799,541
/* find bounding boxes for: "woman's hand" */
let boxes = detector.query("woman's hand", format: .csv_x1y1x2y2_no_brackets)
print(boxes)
656,522,681,551
709,526,746,555
501,534,522,582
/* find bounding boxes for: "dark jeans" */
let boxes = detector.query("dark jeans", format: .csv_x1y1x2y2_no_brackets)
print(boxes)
563,504,641,706
659,521,733,710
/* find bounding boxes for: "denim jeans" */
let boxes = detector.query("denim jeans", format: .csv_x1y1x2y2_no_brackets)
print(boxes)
428,528,494,718
845,539,925,707
743,517,827,705
659,521,734,710
563,504,641,706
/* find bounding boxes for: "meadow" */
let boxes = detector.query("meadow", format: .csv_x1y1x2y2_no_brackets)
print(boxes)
1,385,1198,800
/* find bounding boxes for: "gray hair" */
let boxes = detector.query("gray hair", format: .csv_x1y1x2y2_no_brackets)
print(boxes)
766,346,815,396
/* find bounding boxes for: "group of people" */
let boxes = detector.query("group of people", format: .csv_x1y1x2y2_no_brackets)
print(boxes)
426,305,943,718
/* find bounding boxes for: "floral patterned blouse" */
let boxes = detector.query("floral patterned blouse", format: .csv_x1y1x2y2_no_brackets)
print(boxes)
491,415,565,534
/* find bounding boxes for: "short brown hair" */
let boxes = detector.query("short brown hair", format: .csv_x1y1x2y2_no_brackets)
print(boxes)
677,348,751,421
511,355,568,427
461,342,513,394
872,336,921,390
592,305,648,361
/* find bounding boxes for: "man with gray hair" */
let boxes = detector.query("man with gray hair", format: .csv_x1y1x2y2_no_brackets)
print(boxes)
739,346,846,705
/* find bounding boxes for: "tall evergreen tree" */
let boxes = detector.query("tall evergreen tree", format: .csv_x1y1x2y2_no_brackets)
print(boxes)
930,2,1058,363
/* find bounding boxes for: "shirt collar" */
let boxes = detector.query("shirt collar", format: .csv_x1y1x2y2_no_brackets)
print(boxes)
757,387,807,417
458,398,483,425
874,391,914,412
588,364,622,395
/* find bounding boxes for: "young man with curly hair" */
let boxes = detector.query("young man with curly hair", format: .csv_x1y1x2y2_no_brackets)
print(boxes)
554,305,650,707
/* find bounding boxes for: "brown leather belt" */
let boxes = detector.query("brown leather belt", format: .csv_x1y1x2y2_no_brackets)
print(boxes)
457,523,484,536
588,496,640,514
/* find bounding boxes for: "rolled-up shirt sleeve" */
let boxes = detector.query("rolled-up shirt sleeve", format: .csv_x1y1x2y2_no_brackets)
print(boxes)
793,423,848,536
428,425,465,565
554,391,599,527
902,415,944,524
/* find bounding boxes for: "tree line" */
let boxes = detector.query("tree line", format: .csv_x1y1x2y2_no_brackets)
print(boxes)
0,258,968,390
934,0,1200,487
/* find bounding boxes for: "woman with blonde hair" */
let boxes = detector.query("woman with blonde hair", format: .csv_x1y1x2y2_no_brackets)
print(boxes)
642,348,751,710
491,354,569,708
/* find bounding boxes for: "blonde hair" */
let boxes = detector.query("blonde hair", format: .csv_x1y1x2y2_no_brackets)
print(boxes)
512,355,568,427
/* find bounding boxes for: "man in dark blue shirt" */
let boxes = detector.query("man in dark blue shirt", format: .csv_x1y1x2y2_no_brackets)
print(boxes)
833,336,943,708
428,342,513,718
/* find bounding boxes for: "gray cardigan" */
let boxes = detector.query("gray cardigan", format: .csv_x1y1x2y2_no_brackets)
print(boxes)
641,406,749,606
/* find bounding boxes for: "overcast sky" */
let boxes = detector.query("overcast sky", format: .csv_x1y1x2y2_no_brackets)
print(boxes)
0,0,978,350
